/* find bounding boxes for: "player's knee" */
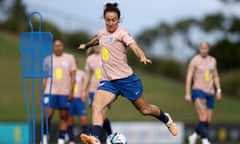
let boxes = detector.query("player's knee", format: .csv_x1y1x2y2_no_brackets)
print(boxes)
60,115,68,121
60,112,68,121
199,113,208,121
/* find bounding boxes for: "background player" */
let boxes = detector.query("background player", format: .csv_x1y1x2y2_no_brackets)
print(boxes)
185,41,222,144
43,39,76,144
67,67,89,144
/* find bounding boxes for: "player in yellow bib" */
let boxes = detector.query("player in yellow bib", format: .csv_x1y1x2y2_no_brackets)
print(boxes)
185,41,222,144
78,3,178,144
42,39,77,144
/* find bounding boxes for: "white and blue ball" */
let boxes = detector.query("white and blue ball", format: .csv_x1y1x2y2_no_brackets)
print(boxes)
106,132,127,144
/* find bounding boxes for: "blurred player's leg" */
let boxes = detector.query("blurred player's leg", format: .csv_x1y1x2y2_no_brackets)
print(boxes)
79,116,89,134
77,98,89,135
67,116,75,144
194,99,211,144
188,132,198,144
41,95,54,144
58,108,68,144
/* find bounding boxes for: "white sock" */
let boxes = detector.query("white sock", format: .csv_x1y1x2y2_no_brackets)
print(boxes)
202,138,209,144
40,134,48,144
191,132,198,139
57,138,65,144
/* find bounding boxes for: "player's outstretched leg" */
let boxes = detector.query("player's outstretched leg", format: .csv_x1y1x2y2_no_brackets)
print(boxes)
133,95,178,136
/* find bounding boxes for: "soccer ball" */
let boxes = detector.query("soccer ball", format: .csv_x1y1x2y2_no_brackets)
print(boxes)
106,132,127,144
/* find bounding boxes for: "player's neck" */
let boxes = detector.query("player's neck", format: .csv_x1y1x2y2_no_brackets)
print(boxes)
54,53,63,57
200,54,208,59
95,52,100,56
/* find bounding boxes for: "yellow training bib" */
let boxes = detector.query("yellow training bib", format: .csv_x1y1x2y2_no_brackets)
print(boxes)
95,68,102,80
102,46,109,61
74,83,78,93
55,68,63,80
205,70,210,82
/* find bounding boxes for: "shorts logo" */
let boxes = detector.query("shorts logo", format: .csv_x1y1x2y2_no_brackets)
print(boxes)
135,91,140,95
44,97,49,104
100,82,105,86
108,36,114,44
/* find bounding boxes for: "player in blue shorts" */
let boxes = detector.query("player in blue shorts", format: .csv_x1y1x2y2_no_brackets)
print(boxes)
42,39,76,144
67,68,89,144
185,42,222,144
78,3,178,144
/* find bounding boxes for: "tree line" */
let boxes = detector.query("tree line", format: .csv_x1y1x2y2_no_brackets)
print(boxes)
0,0,239,99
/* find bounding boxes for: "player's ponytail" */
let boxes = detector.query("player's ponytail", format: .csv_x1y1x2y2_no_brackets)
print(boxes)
104,3,121,18
105,3,118,8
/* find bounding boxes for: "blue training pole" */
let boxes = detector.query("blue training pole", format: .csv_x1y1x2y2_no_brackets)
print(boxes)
20,11,53,144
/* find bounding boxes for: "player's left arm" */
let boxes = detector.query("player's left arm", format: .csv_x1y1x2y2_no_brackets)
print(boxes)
78,35,99,49
213,59,222,100
69,56,77,102
129,42,152,64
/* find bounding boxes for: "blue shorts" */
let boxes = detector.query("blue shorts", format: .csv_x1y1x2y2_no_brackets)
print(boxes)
88,92,94,108
192,89,215,109
69,98,87,116
97,74,143,101
47,95,69,109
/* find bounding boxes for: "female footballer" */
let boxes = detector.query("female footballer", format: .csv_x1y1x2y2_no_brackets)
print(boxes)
79,3,178,144
185,41,222,144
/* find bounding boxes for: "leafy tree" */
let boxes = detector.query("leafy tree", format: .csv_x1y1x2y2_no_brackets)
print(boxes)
7,0,27,21
220,0,240,3
210,39,240,71
201,14,225,32
0,0,4,5
1,0,28,33
0,0,5,18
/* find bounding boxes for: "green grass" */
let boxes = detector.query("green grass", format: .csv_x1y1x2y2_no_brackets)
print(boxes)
107,71,240,123
0,31,240,124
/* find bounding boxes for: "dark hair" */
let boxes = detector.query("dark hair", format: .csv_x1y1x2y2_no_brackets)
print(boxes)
53,38,63,44
104,3,121,18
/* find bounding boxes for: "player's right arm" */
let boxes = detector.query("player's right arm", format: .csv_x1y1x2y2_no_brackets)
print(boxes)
185,58,195,102
84,71,93,98
78,35,99,49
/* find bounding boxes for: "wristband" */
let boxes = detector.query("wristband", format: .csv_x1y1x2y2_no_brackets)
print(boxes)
85,43,92,49
217,88,222,93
